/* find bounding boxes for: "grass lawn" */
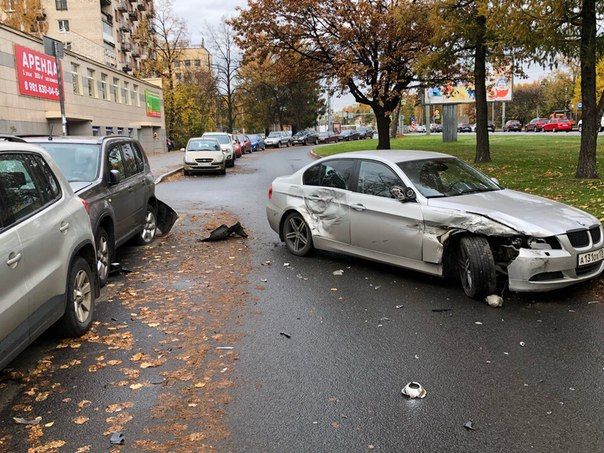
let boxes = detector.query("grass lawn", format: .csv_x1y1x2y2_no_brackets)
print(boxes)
314,134,604,221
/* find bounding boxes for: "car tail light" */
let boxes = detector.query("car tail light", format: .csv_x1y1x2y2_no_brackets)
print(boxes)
80,197,91,215
268,184,273,200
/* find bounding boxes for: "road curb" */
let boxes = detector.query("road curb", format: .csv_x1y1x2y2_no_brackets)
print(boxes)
154,166,183,184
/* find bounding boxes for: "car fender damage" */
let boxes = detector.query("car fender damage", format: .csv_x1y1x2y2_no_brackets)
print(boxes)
422,208,519,264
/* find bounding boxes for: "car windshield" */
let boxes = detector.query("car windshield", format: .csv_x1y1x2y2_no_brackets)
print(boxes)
268,132,281,138
37,143,100,183
187,139,220,151
397,157,502,198
204,134,229,145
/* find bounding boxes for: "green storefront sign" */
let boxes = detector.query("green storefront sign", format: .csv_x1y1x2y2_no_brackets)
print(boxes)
145,89,161,117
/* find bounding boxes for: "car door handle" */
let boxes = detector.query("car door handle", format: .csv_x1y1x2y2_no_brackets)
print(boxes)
127,186,134,192
351,203,366,211
307,194,322,200
7,252,22,266
59,222,70,232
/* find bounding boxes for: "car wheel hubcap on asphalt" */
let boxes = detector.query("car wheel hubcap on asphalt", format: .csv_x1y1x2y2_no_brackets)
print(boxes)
73,269,92,323
141,210,157,243
97,235,109,281
285,217,309,252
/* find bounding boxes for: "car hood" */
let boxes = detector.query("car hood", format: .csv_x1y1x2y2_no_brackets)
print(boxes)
185,150,224,159
427,189,599,236
70,181,93,193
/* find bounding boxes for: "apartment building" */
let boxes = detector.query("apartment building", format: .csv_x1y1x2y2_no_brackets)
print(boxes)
1,0,152,72
173,45,212,81
0,23,167,152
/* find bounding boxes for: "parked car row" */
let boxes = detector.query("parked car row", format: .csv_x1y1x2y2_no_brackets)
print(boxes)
1,133,177,370
183,132,266,176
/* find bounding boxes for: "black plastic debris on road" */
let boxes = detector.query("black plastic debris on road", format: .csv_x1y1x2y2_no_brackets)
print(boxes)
198,222,248,242
432,308,453,313
280,332,292,339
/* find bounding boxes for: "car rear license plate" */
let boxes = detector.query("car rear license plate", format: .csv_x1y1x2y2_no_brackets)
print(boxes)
578,248,604,266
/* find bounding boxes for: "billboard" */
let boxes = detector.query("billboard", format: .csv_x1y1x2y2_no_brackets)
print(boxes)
145,89,161,117
425,68,512,105
14,44,60,101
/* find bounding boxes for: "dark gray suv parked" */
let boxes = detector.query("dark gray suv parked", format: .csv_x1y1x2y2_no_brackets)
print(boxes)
26,136,177,286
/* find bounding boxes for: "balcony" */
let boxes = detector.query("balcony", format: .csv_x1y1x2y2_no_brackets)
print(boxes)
121,42,132,52
119,23,130,32
128,11,138,21
131,46,140,57
136,2,146,11
117,1,128,12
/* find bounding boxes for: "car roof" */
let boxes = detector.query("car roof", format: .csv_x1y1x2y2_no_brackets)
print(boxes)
322,149,452,163
24,135,138,145
0,141,49,154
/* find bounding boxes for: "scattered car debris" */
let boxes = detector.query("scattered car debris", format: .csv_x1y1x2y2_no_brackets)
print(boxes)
374,286,381,290
260,278,268,282
587,301,601,305
486,294,504,308
284,262,290,267
333,269,344,276
475,322,483,325
13,416,42,425
261,260,272,266
156,199,179,235
198,222,248,242
216,346,234,350
110,432,125,445
280,332,292,339
463,420,476,431
401,382,427,399
520,341,526,347
395,305,404,309
432,308,452,313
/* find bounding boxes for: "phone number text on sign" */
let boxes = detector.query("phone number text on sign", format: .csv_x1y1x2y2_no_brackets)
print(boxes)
14,44,60,101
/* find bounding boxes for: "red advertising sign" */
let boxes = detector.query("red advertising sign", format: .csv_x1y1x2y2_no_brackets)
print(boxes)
14,44,60,101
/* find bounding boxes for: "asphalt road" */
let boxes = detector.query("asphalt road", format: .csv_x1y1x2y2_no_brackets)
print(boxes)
155,146,604,452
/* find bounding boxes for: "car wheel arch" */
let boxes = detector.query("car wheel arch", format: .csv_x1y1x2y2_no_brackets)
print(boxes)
279,209,309,242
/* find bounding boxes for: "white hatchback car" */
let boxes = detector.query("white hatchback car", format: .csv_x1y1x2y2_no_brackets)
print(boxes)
182,137,227,175
0,137,99,370
201,132,235,168
267,150,604,299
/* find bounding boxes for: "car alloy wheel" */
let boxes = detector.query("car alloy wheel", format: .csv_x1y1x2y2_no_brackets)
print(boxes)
283,212,313,256
457,236,496,299
135,205,157,245
58,256,95,337
96,227,110,287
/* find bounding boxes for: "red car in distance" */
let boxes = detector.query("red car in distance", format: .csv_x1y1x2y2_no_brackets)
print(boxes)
231,136,243,158
525,117,549,132
236,134,253,154
542,118,572,132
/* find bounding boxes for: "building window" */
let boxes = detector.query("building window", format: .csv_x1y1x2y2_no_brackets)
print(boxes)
184,60,191,67
71,63,80,95
55,0,67,11
65,42,72,50
122,81,129,105
132,84,139,106
58,19,69,32
194,59,200,67
100,73,108,100
112,77,120,103
92,126,100,136
174,61,180,68
86,68,96,98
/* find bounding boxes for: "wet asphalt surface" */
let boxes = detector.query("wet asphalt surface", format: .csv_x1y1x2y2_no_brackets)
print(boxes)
154,146,604,452
1,144,603,452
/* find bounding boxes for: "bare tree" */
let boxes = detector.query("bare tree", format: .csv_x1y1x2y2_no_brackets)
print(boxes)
205,20,241,133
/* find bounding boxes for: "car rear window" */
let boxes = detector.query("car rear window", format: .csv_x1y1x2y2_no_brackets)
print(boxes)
36,143,100,183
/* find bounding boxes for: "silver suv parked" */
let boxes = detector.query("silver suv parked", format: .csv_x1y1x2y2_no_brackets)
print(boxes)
0,137,99,370
26,136,177,287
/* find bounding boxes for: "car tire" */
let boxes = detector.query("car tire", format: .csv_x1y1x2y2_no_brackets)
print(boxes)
220,164,226,175
457,236,496,299
95,227,110,287
134,204,157,245
57,256,95,337
283,212,313,257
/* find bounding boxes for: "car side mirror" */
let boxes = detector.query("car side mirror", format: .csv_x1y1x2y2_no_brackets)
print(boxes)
491,177,499,185
391,185,417,202
109,169,122,185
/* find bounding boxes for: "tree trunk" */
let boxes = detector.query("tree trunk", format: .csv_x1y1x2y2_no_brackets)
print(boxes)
576,0,598,179
474,15,491,163
374,107,392,149
390,106,400,138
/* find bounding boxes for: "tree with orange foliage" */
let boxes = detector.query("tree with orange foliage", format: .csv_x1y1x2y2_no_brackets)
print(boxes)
231,0,432,149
